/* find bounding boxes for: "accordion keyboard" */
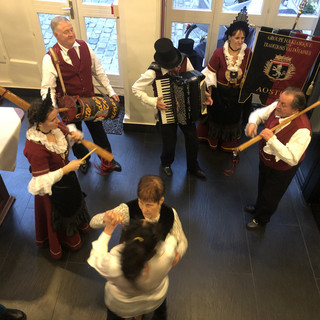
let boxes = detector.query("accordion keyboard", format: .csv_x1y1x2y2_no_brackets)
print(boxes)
156,78,175,124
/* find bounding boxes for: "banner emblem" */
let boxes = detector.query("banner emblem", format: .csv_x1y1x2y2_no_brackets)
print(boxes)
264,55,295,81
239,30,320,105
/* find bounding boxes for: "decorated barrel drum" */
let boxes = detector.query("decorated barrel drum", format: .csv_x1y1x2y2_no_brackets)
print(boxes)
57,95,120,123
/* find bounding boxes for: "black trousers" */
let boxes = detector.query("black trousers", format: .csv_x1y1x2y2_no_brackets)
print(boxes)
72,120,111,159
159,121,199,171
254,161,299,224
106,298,167,320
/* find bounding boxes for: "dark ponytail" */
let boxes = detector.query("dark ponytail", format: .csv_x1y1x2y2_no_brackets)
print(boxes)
27,90,53,128
121,220,160,283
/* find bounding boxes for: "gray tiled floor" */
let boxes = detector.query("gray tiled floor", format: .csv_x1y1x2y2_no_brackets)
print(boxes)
1,96,320,319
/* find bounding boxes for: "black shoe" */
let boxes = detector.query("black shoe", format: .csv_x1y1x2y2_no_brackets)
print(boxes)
188,168,206,180
163,166,173,176
244,205,256,214
246,219,264,230
0,308,27,320
79,159,91,174
111,159,122,172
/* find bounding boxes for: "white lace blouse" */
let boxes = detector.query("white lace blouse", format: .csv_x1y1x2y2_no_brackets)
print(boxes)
25,124,82,196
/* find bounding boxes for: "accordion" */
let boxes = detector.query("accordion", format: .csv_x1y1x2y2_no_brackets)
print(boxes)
156,70,206,125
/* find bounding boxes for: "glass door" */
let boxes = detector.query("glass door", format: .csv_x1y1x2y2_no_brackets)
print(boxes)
165,0,320,68
165,0,214,70
165,0,264,69
29,0,122,92
264,0,320,34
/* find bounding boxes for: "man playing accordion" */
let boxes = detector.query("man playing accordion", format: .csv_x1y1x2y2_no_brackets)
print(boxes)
132,38,212,179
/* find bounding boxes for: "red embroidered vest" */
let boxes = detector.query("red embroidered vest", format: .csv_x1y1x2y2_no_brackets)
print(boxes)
259,109,312,171
49,40,94,97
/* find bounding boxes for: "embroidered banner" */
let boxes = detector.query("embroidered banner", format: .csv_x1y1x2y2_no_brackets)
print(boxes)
239,30,320,105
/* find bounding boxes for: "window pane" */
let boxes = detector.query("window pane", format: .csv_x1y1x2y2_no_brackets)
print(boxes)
216,24,257,50
85,17,119,74
38,14,118,74
38,13,68,51
171,22,208,48
216,25,228,48
223,0,263,14
279,0,320,17
82,0,113,3
171,22,208,70
173,0,212,10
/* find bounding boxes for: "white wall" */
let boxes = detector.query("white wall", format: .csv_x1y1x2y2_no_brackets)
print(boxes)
0,0,161,125
0,1,42,89
118,0,161,125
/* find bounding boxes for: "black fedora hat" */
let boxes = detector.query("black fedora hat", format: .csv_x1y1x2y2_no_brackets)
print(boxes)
154,38,182,69
178,38,197,56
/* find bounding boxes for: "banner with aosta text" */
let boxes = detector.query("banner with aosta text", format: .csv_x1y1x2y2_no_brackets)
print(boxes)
239,31,320,106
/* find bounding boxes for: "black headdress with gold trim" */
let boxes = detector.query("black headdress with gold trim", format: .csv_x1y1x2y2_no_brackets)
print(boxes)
225,6,250,38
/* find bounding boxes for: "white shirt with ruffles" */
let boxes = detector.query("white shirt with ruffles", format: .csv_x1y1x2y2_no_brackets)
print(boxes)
26,124,82,196
132,58,194,109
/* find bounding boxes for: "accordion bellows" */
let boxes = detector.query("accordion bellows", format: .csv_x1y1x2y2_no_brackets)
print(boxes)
156,70,206,125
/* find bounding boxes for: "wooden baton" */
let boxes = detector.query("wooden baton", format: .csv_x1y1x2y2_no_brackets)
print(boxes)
235,100,320,153
0,86,30,111
0,86,114,162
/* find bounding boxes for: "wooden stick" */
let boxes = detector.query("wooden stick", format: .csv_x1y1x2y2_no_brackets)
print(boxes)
57,107,69,112
0,88,113,161
81,148,97,161
0,89,68,114
60,124,114,162
81,139,114,162
1,87,114,162
0,86,30,111
49,48,67,95
235,100,320,153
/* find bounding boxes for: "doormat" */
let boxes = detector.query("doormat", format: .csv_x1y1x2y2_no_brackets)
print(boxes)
102,103,125,135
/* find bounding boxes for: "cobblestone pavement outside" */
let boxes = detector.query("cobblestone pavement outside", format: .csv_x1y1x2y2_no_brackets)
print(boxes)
38,0,318,76
38,1,207,76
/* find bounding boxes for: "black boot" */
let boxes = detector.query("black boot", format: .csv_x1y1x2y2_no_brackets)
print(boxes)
0,307,27,320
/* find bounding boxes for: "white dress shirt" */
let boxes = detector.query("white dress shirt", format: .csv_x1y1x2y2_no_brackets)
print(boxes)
132,58,194,109
115,203,188,258
89,203,188,258
247,102,311,166
87,232,177,318
41,41,116,106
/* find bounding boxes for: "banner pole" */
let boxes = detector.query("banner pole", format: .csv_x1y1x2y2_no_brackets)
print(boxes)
292,0,307,31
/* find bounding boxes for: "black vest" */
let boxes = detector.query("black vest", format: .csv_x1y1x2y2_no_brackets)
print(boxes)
126,199,174,240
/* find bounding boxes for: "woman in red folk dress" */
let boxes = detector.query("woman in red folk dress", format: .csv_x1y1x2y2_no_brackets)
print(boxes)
197,11,252,152
24,93,90,259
